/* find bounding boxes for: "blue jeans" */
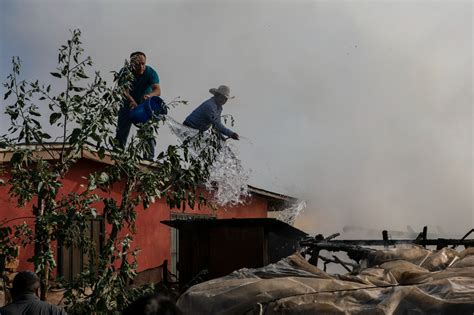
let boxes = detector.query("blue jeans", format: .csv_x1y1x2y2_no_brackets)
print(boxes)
115,105,156,160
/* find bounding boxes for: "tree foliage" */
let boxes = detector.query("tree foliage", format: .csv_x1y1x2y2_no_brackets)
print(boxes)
1,29,221,313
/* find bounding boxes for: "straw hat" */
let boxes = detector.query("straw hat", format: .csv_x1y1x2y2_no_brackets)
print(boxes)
209,85,231,99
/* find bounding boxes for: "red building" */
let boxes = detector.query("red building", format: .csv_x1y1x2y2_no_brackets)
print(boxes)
0,146,294,281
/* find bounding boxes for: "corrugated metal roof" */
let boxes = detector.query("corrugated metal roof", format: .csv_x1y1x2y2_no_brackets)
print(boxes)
248,185,297,202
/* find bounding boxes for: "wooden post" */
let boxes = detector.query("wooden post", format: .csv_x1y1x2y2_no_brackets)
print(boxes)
382,230,389,249
422,226,428,248
162,259,168,286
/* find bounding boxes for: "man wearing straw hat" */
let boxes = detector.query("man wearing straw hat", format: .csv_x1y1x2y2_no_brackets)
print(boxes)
183,85,239,140
115,51,161,160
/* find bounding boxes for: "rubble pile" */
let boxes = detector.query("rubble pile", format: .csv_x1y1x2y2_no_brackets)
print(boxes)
177,246,474,314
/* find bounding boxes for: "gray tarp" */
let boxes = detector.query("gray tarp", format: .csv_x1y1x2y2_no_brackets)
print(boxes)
177,246,474,314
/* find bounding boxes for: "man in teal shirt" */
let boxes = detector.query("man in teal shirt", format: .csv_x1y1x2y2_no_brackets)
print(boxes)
115,51,161,160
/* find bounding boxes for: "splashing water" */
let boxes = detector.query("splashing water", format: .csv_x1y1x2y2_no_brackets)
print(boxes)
277,200,307,226
166,117,251,207
166,116,202,142
204,143,251,207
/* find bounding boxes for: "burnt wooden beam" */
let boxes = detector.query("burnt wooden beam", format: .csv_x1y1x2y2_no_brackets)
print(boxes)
318,255,357,272
332,255,353,272
319,256,356,267
451,229,474,249
414,226,428,248
302,242,375,263
302,239,474,247
305,234,325,266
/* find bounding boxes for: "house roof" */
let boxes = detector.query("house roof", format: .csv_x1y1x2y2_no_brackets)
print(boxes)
0,143,298,204
161,218,307,238
247,185,296,203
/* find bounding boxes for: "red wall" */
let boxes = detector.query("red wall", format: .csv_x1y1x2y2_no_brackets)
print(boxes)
0,158,268,273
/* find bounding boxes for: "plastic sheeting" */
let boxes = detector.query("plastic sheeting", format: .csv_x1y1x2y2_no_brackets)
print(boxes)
177,246,474,314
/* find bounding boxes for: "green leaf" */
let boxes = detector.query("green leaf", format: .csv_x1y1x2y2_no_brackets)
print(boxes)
72,86,85,92
69,128,82,143
98,171,108,183
50,72,62,78
98,147,105,160
90,133,101,143
88,180,96,191
77,72,89,79
4,90,12,100
31,119,41,127
10,152,23,164
49,112,62,125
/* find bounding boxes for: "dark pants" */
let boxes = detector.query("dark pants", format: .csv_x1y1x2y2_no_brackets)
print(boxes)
183,121,193,128
116,105,156,160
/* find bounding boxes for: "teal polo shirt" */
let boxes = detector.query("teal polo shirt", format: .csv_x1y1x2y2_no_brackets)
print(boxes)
126,65,160,104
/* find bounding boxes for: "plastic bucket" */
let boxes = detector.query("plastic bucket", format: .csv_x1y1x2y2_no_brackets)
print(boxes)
129,96,167,125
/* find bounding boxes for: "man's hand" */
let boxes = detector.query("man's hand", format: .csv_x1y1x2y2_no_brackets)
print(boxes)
128,99,138,109
230,132,239,140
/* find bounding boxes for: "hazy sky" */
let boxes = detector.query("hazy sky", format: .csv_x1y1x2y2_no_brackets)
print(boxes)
1,0,472,236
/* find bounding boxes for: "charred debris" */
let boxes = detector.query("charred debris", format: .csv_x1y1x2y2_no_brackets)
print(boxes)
301,226,474,272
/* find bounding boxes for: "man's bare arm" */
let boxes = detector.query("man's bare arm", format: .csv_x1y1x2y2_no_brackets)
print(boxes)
143,84,161,100
124,90,138,108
